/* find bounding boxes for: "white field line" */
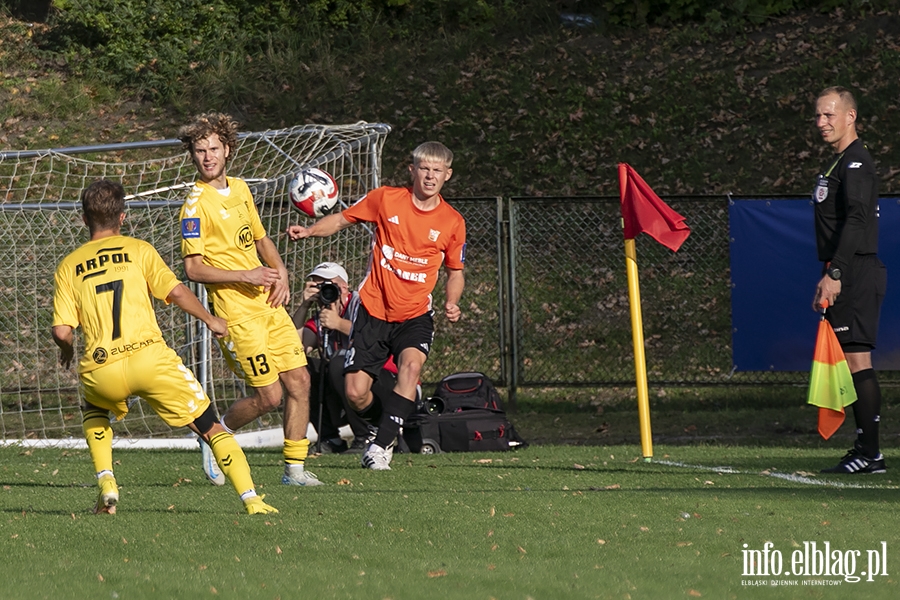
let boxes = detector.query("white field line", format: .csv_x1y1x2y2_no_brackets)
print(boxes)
0,422,355,451
0,428,286,450
654,459,898,490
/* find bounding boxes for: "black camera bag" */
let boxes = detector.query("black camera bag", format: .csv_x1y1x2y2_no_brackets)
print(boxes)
403,407,526,454
427,371,504,413
403,372,526,454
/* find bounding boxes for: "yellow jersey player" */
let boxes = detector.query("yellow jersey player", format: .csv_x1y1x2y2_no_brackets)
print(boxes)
51,179,277,515
178,112,321,486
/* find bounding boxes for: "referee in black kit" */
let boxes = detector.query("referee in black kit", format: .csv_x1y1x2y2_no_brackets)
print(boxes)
812,86,887,474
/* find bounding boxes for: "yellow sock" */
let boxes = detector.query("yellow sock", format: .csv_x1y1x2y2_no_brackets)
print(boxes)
82,409,113,477
283,438,309,467
209,432,256,499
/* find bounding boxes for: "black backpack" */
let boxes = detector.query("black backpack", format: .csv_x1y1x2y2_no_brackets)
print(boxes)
403,372,527,454
423,371,504,414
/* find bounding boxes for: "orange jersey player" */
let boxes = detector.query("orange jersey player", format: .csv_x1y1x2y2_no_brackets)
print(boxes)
287,141,466,470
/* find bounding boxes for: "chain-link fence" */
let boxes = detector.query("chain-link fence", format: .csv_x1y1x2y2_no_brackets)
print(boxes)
5,141,899,441
431,196,900,395
508,196,733,386
420,198,504,385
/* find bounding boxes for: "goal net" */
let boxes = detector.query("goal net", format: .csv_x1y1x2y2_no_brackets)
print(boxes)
0,122,390,448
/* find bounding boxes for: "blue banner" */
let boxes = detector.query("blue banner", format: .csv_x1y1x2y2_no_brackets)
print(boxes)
729,197,900,371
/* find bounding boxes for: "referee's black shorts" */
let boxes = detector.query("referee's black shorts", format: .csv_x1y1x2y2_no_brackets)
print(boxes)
826,254,887,352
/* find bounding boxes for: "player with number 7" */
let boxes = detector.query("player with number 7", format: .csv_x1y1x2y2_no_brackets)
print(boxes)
51,179,278,515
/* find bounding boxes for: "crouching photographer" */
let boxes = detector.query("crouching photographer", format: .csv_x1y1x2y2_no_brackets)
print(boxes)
293,262,398,453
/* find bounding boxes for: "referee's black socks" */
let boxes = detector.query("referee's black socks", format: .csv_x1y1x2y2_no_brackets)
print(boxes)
851,368,881,458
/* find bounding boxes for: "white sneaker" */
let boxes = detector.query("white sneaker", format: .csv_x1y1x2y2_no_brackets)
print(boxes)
361,443,393,471
363,428,395,462
199,437,225,486
282,467,324,486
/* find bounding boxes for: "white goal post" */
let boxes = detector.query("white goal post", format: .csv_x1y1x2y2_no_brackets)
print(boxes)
0,122,391,448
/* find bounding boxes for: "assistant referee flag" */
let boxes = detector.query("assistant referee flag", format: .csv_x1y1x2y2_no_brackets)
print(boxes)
807,305,858,440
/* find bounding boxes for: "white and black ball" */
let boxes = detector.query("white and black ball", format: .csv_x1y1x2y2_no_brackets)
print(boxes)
289,168,339,217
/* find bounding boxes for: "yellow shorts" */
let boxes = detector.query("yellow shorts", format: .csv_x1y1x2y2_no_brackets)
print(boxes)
80,341,209,428
219,308,307,388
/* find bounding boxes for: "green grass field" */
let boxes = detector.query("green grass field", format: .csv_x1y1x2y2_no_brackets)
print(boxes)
2,444,898,599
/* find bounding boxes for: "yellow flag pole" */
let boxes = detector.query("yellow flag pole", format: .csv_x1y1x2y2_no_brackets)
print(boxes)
624,236,653,460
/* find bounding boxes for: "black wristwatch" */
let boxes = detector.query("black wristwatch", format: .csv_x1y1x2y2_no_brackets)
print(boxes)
826,265,842,281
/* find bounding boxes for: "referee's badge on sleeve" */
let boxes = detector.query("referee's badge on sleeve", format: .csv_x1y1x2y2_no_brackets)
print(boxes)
181,218,201,239
814,175,829,203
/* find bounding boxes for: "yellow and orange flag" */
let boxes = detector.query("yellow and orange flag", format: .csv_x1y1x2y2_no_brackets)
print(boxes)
807,303,857,439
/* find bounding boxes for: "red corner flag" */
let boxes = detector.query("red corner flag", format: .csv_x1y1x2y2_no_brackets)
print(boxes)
618,163,690,251
807,304,858,440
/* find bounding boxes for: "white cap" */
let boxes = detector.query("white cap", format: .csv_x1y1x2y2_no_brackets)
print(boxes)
307,262,348,283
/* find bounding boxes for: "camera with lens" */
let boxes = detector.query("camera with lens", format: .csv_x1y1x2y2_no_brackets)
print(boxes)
315,281,341,306
423,397,445,415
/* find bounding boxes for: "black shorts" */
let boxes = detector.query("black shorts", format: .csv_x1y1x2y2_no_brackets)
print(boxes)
825,254,886,350
344,303,434,377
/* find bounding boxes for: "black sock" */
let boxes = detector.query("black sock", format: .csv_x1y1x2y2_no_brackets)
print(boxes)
851,369,881,458
345,404,375,439
374,390,415,449
356,398,383,430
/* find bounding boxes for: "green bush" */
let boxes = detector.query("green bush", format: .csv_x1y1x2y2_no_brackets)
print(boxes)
299,0,523,30
35,0,540,100
34,0,895,101
600,0,893,27
39,0,300,98
1,0,52,22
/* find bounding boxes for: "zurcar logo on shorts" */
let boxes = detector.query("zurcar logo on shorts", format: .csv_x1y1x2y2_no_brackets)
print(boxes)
92,347,108,364
181,218,201,239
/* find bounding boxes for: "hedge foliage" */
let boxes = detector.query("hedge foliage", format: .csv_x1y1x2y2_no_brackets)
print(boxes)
34,0,893,100
39,0,300,97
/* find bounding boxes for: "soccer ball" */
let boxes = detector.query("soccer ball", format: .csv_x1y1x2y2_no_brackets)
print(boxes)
289,168,339,217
